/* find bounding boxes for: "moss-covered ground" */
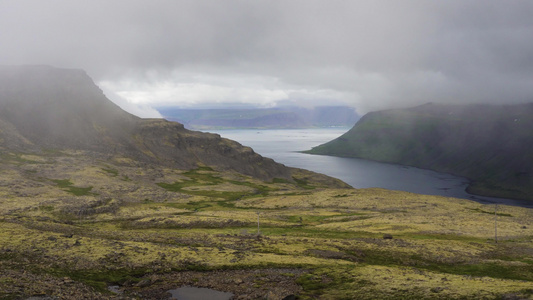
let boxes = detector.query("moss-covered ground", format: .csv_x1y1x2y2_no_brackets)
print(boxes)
1,150,532,299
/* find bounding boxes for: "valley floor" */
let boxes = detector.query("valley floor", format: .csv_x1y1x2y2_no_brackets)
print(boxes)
1,150,532,299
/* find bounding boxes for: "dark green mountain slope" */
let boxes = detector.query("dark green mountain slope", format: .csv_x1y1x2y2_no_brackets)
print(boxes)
0,65,348,186
306,103,533,200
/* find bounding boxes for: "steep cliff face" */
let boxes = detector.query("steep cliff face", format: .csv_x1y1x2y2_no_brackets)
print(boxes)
306,103,533,200
129,119,291,179
0,65,296,181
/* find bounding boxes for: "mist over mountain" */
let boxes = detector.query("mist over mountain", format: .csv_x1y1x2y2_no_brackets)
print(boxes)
306,103,533,201
0,65,348,185
0,65,139,150
157,106,359,130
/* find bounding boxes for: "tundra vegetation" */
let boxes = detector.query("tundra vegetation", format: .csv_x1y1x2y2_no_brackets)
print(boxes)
1,150,532,299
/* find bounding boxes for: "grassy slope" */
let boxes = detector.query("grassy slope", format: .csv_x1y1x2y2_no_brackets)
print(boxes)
1,150,533,299
306,103,533,201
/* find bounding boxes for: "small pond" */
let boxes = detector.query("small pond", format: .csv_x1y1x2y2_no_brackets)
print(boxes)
167,286,234,300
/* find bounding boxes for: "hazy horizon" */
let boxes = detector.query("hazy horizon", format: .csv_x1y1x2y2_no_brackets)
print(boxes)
2,1,533,118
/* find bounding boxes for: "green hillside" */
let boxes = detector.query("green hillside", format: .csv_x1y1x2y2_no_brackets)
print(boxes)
306,103,533,201
2,67,533,299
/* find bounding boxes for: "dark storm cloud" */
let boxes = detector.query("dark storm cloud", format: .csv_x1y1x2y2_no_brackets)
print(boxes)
1,0,533,116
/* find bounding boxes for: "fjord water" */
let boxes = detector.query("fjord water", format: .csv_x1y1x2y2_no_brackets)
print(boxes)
211,128,533,208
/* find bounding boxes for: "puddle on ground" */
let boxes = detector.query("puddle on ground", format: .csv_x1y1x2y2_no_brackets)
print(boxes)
108,285,121,294
167,286,234,300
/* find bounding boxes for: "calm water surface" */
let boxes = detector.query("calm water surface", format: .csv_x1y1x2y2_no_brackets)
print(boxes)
168,286,233,300
211,128,533,208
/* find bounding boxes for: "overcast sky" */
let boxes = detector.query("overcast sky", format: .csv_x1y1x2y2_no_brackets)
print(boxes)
1,1,533,117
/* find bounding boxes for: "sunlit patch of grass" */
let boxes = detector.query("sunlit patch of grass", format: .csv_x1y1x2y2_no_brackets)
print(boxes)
272,178,291,184
51,179,95,196
308,264,533,300
292,177,315,190
38,205,55,212
157,168,279,200
157,168,232,193
2,150,533,299
467,207,513,217
94,203,190,221
101,166,119,177
429,262,533,282
0,152,45,164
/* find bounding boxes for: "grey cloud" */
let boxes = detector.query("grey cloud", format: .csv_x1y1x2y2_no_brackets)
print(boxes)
1,0,533,115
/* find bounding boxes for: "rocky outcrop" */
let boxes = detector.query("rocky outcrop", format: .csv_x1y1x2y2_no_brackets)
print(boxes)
0,66,294,181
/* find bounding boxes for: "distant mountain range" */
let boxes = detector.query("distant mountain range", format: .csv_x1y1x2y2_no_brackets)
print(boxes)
305,102,533,201
157,106,359,130
0,65,346,186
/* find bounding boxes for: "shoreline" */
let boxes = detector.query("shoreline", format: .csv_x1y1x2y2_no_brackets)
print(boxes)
303,151,533,208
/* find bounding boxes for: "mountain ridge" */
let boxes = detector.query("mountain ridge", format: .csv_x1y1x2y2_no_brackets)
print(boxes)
2,67,533,300
305,102,533,201
158,106,359,130
0,65,348,186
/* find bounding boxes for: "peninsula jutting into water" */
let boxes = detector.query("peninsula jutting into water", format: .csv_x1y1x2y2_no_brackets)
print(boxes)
305,103,533,202
212,128,533,208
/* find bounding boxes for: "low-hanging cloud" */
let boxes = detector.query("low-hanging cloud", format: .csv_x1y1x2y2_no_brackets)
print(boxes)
2,0,533,116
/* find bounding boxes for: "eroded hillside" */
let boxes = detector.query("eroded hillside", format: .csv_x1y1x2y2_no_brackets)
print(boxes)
0,65,339,182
